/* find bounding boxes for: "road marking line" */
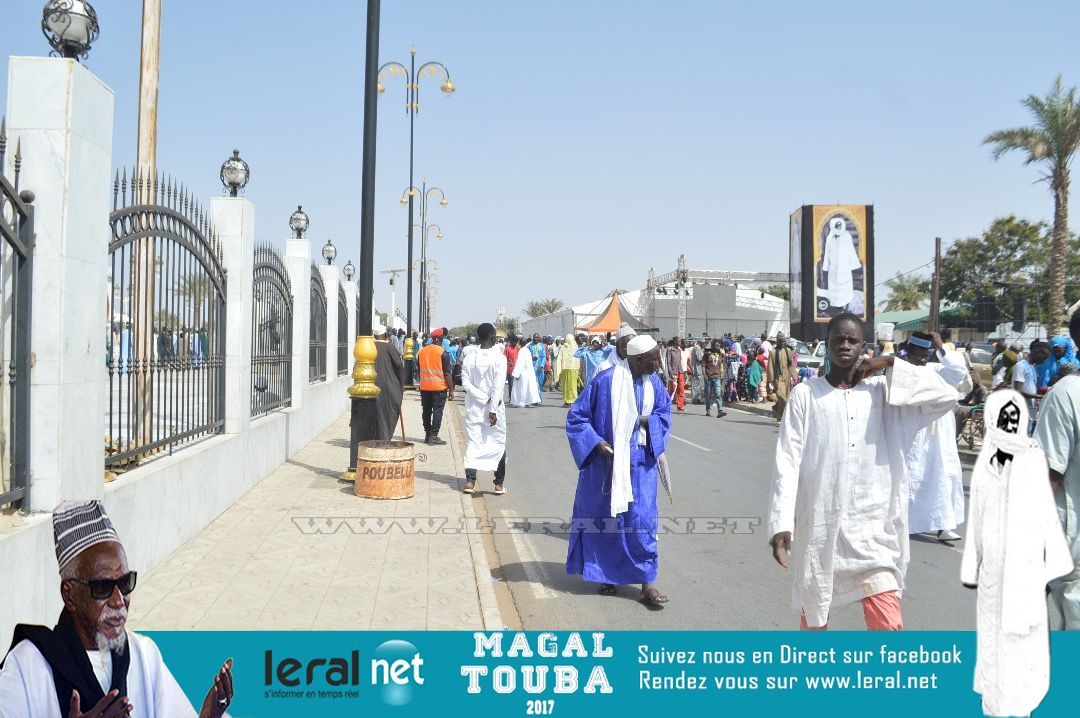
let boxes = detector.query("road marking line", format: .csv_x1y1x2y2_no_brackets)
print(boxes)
669,434,713,452
500,509,558,600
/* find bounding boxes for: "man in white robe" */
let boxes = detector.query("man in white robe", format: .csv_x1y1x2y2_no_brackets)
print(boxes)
1035,310,1080,629
768,314,959,629
822,217,861,310
900,331,969,541
0,501,234,717
462,323,508,495
510,340,541,407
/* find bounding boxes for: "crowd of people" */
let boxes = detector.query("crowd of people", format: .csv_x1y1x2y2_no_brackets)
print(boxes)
375,316,1080,633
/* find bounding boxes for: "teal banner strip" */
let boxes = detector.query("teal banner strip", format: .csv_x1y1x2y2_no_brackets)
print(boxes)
145,631,1077,717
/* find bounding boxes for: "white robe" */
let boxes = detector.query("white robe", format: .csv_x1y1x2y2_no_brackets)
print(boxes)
510,349,541,407
768,360,959,627
961,445,1073,715
0,632,210,718
823,224,861,308
905,350,970,533
462,345,508,471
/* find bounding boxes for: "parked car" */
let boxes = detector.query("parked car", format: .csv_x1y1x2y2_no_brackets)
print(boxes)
964,345,994,388
795,340,823,372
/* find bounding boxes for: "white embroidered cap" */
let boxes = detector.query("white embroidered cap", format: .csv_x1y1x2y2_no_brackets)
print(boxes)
627,335,658,356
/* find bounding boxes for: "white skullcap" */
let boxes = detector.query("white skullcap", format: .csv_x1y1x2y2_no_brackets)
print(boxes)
54,501,121,571
614,322,638,341
626,335,658,356
372,323,387,336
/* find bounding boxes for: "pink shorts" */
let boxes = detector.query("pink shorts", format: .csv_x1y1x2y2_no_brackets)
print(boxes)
800,590,903,631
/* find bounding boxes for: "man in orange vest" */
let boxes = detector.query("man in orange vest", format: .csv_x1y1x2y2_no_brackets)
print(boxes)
418,328,454,445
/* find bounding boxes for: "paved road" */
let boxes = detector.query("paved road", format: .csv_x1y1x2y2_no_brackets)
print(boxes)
457,387,976,630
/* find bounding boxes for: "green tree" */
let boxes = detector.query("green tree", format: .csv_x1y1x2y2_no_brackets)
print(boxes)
498,316,520,336
985,75,1080,330
882,272,929,311
939,216,1080,326
523,298,564,318
449,323,480,339
762,284,790,301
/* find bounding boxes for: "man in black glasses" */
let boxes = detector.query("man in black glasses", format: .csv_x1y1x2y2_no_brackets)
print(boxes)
0,501,235,717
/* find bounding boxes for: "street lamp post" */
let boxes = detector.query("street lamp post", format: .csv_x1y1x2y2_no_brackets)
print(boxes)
345,0,382,482
378,48,454,334
413,258,440,332
380,268,407,330
399,181,446,333
411,223,443,332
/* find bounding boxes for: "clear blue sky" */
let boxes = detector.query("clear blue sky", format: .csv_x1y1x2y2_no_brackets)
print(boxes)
3,1,1077,328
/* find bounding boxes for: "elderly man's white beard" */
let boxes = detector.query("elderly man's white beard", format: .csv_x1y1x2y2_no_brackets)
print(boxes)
94,606,128,656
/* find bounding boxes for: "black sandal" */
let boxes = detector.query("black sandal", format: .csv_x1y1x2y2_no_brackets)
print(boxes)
640,587,669,605
598,584,617,596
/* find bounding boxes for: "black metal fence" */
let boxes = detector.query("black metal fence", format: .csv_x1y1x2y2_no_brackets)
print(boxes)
252,244,293,416
309,263,326,382
106,170,226,469
0,118,34,508
337,286,349,375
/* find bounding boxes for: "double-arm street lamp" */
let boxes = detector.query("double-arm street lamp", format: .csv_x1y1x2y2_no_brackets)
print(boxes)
399,181,446,333
378,48,454,334
413,259,440,331
411,223,443,332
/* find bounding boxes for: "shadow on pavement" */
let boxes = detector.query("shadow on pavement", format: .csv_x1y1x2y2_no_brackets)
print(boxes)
498,560,659,609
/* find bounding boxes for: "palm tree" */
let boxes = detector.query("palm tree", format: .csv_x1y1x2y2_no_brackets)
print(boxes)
176,273,214,323
883,272,929,311
985,75,1080,331
540,298,564,315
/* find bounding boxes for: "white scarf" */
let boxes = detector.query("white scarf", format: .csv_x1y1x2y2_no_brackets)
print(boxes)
610,360,653,517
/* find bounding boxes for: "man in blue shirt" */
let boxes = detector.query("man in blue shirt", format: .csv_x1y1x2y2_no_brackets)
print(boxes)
1013,341,1050,435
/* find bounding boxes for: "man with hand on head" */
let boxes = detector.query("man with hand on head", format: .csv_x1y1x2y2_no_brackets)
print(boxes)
767,312,960,630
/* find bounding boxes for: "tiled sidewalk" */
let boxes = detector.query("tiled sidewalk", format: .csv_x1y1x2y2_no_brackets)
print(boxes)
128,392,500,631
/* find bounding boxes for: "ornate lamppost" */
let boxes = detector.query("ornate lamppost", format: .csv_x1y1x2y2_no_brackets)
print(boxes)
220,149,250,197
343,260,356,282
322,239,337,265
378,49,455,333
399,181,446,333
41,0,99,61
289,205,309,239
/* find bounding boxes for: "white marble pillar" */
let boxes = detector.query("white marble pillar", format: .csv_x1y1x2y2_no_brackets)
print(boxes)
211,197,255,434
7,58,115,510
284,239,311,404
319,265,340,379
344,279,359,370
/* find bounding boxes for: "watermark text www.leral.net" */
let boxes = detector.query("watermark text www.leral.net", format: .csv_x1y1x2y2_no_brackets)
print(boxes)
291,516,760,536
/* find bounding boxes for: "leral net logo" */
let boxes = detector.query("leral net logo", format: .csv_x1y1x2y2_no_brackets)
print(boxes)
372,639,425,706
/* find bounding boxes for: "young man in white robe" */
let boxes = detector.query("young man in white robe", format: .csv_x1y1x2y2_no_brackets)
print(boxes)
0,501,234,717
462,323,508,495
900,331,969,542
768,313,960,630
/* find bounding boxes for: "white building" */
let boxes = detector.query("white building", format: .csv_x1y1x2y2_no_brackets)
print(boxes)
521,258,790,340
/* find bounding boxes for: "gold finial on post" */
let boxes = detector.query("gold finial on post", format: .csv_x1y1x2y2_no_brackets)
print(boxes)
348,335,381,399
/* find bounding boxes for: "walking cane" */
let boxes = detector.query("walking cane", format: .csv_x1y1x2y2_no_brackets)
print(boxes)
399,407,407,444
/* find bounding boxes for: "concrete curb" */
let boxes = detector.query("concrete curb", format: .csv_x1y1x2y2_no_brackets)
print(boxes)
445,401,504,631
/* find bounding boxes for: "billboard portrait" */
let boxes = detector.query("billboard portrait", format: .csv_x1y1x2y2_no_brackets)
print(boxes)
813,205,867,322
789,209,802,324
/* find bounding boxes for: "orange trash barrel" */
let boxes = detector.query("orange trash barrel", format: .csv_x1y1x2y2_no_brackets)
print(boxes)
354,440,415,499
